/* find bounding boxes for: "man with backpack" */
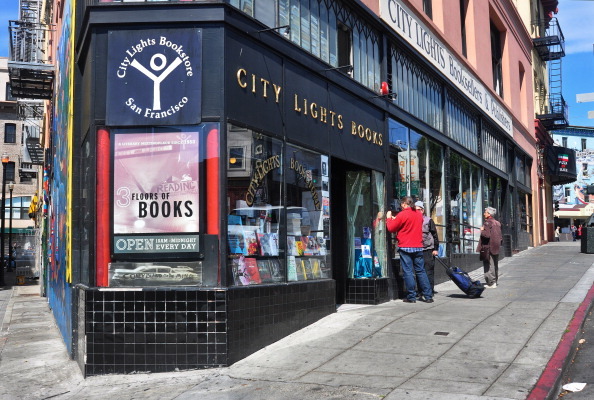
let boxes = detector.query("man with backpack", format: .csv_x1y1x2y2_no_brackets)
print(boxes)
415,201,439,294
386,197,433,303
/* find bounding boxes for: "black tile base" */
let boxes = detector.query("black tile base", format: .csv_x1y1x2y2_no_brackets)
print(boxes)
345,278,389,305
76,280,336,376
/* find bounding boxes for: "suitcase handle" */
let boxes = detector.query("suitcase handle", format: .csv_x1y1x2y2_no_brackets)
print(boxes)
433,255,453,271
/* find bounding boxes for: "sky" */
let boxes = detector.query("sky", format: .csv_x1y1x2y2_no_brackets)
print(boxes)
0,0,592,127
0,0,19,58
556,0,594,128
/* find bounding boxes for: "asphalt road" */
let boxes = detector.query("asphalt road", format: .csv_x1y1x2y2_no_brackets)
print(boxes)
558,309,594,399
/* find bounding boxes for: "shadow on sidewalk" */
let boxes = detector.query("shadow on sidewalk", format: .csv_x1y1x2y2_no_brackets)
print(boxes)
1,267,39,290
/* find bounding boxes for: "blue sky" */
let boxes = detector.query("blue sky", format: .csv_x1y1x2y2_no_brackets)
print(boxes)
0,0,19,58
557,0,594,128
0,0,592,128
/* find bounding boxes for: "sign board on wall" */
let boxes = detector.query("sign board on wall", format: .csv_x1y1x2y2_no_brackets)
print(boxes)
112,130,200,255
379,0,513,137
107,28,202,126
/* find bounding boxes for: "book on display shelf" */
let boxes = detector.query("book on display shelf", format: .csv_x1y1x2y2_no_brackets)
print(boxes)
296,258,307,281
287,236,298,256
287,256,298,281
244,229,259,256
302,259,314,280
257,259,273,283
269,259,283,282
241,257,262,285
257,232,279,256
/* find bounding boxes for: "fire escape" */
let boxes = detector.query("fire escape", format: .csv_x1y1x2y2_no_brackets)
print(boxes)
533,17,568,130
8,0,53,169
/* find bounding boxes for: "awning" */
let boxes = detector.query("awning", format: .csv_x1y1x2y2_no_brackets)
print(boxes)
555,204,594,219
0,228,36,235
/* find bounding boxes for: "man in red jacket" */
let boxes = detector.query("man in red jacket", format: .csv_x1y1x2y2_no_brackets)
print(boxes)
386,197,433,303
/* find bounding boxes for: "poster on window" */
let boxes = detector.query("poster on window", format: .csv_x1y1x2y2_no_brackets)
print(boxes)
113,131,199,254
109,261,202,287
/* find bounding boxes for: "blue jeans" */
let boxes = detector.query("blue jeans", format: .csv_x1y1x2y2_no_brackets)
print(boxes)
399,250,433,301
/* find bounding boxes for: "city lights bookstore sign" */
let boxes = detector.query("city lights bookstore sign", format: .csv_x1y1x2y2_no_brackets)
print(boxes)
380,0,512,137
107,28,202,126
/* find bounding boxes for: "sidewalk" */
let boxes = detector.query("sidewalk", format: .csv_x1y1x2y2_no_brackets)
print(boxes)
1,242,593,399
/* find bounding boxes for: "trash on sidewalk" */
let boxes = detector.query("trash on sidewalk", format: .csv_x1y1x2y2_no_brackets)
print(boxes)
562,382,587,392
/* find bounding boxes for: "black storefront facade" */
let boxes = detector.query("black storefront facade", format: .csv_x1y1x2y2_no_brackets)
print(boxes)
70,1,533,375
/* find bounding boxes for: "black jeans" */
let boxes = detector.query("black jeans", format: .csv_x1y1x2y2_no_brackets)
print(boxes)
422,249,435,290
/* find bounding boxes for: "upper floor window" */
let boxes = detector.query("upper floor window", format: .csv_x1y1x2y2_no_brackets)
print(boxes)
423,0,433,19
460,0,468,57
490,23,503,97
229,0,380,92
4,124,16,144
5,83,16,101
337,21,352,72
582,138,587,151
562,137,567,148
5,162,15,182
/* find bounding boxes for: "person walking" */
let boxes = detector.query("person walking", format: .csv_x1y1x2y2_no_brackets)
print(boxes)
478,207,502,288
571,224,577,241
555,226,560,242
386,196,433,303
415,200,439,294
578,224,583,240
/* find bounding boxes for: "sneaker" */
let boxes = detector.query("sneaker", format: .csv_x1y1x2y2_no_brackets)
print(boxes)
402,299,416,303
421,298,434,303
486,283,497,289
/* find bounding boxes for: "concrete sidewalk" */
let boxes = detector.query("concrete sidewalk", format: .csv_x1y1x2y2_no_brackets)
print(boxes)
1,242,593,399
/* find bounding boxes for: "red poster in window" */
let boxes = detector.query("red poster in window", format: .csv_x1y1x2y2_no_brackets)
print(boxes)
113,131,199,234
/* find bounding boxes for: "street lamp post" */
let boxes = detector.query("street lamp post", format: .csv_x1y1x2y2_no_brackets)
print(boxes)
8,181,14,272
0,154,8,286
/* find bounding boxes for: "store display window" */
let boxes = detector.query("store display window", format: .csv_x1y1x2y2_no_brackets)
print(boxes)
449,153,482,254
108,125,207,287
225,127,332,285
227,125,285,285
285,144,332,281
344,170,386,279
389,118,446,255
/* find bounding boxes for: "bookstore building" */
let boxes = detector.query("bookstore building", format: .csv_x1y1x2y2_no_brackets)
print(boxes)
68,0,532,375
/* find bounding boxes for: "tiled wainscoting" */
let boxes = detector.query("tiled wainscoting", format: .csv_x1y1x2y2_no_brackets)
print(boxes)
76,280,335,376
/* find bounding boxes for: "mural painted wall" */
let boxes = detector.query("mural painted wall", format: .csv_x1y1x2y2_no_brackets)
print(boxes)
48,0,74,352
552,132,594,205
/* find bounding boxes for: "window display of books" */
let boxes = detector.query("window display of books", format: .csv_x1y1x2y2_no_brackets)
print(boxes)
229,207,330,284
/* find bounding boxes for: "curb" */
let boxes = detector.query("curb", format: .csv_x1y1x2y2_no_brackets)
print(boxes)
527,279,594,400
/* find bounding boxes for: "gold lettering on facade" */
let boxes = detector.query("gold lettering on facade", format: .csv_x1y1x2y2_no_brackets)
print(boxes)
290,157,321,210
260,78,270,98
246,155,282,206
237,69,247,88
310,103,318,118
351,121,383,146
294,94,302,112
235,68,384,147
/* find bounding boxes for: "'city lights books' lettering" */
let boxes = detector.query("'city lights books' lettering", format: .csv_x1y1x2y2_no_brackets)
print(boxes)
116,36,194,119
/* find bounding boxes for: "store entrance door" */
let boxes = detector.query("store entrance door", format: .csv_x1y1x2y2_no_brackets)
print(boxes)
330,158,385,304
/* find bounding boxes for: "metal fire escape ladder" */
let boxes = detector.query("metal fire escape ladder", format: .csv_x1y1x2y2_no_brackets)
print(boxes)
8,0,55,100
532,17,568,130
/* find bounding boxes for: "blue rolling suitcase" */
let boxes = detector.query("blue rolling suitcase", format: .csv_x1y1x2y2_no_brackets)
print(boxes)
436,257,484,298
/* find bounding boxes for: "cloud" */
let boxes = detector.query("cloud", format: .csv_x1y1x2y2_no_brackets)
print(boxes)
557,1,594,54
